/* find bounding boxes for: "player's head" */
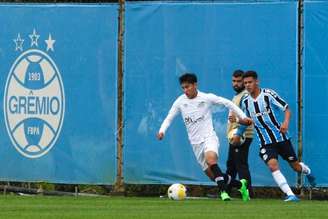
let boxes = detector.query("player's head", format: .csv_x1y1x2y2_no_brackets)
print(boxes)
179,73,198,99
243,70,259,94
232,69,245,93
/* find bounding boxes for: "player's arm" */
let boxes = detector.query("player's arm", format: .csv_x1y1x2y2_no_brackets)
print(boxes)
231,97,250,145
228,114,252,125
266,89,290,134
157,100,180,140
280,107,291,134
209,94,252,126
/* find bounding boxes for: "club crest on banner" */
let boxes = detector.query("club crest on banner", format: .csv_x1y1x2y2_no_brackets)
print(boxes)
4,29,65,158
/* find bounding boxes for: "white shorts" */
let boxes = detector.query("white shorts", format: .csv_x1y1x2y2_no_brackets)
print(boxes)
191,135,219,171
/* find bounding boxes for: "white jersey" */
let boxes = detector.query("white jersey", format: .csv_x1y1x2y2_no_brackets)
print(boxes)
159,91,247,144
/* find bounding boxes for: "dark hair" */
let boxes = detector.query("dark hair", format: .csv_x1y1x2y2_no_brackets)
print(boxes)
179,73,197,84
243,70,258,79
232,69,244,78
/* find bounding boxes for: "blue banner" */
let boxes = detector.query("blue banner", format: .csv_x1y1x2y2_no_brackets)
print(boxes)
124,2,298,186
0,4,118,184
303,0,328,186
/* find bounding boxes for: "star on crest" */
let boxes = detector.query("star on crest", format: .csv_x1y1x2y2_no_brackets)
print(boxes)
29,29,40,47
45,34,55,52
13,33,24,51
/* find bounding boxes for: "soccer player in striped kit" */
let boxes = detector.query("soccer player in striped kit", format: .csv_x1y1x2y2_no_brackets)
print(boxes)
157,73,253,201
239,71,316,202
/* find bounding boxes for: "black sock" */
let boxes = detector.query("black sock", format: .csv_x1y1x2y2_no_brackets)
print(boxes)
209,164,227,192
223,174,231,185
224,174,243,187
230,179,242,188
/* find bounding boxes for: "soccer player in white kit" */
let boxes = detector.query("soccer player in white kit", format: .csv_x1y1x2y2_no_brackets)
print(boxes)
157,73,253,201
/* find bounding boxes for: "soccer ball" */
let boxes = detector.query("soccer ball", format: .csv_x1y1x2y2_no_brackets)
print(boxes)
167,183,186,200
228,128,246,145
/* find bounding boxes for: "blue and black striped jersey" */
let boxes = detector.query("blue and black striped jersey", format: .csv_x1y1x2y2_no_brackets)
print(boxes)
240,89,289,146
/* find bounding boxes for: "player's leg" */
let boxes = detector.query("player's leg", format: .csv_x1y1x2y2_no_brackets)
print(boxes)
192,140,230,200
225,143,250,201
260,144,299,202
290,161,316,187
204,168,215,181
204,136,249,201
291,161,316,187
278,140,316,187
226,143,237,195
235,138,253,197
204,150,231,200
202,136,231,200
205,150,249,201
267,158,299,201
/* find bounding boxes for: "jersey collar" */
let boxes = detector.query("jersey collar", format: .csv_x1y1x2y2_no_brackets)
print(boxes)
251,88,262,102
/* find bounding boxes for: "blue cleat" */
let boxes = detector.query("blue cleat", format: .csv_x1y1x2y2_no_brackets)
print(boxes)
284,195,300,202
306,173,316,188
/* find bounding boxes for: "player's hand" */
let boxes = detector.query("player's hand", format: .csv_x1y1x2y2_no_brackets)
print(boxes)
239,117,253,126
157,132,164,140
231,135,241,146
228,115,237,123
280,121,289,134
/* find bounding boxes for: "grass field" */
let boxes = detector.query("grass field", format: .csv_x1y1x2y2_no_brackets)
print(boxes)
0,195,327,219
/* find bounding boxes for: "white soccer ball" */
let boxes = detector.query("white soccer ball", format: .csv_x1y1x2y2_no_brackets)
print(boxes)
167,183,186,200
228,128,246,145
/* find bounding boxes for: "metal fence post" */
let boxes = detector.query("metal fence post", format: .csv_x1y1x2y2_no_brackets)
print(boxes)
297,0,304,194
114,0,125,194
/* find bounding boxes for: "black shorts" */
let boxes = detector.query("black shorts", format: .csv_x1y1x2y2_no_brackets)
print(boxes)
259,140,297,163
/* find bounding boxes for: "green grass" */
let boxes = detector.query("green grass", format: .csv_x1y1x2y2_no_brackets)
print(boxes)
0,196,327,219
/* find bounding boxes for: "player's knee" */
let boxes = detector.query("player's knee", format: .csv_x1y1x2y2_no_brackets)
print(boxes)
290,161,301,172
206,159,217,166
268,166,279,172
267,161,279,172
269,164,279,171
205,152,217,166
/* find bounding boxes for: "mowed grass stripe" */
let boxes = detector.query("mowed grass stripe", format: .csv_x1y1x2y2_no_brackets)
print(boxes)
0,196,327,219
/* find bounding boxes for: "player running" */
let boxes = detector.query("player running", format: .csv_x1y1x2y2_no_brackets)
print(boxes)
238,71,316,202
157,73,252,201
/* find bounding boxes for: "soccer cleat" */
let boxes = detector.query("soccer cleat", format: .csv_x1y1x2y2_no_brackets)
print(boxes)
284,195,300,202
238,179,250,201
306,173,316,188
220,191,231,201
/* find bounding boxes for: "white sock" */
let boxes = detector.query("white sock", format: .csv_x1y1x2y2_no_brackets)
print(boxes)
299,162,311,175
214,176,224,183
226,174,231,185
272,170,294,196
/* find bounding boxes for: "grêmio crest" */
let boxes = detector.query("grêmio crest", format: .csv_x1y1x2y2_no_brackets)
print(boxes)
4,29,65,158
